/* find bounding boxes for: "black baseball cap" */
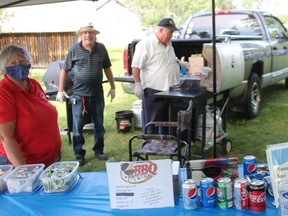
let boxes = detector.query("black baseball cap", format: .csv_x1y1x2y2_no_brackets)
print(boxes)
157,18,179,32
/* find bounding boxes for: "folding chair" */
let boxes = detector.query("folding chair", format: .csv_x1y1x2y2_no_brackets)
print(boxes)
128,100,193,166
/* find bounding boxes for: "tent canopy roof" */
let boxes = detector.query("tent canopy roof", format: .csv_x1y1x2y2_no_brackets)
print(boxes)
0,0,93,8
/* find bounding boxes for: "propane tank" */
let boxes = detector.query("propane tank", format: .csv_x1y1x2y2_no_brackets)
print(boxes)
197,106,222,150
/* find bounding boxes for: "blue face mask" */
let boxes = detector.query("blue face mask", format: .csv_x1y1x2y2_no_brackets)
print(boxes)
6,64,31,81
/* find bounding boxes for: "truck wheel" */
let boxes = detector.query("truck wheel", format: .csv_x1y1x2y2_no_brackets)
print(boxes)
245,73,261,118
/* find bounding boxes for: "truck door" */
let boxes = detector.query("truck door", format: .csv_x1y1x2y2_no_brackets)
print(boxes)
263,15,288,80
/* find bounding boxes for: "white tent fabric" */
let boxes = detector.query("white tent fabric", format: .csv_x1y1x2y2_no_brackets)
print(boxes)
0,0,91,8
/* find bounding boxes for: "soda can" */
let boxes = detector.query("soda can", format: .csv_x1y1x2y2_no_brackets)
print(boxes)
200,177,216,208
278,181,288,216
217,177,233,209
233,178,249,210
263,176,273,196
279,192,288,216
182,179,199,210
249,179,266,212
243,155,257,177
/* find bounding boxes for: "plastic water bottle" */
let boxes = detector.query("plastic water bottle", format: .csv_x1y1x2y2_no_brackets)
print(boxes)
181,66,187,76
278,181,288,216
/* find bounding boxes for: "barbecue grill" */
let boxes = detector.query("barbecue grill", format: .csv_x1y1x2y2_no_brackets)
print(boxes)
42,61,73,144
43,60,74,97
43,61,93,144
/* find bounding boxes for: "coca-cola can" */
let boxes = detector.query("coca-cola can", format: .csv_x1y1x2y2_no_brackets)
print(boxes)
249,179,266,212
233,178,248,210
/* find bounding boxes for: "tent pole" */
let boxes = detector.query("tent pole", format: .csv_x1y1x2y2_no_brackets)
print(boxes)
212,0,217,158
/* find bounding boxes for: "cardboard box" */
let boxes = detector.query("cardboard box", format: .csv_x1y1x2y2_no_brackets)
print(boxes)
188,56,204,74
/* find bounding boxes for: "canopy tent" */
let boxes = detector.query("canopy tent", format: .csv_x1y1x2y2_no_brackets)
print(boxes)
0,0,95,8
1,0,219,157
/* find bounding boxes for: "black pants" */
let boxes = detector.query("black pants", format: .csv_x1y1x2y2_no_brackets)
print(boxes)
142,88,169,134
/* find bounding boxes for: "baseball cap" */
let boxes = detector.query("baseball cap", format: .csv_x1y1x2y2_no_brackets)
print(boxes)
157,18,179,32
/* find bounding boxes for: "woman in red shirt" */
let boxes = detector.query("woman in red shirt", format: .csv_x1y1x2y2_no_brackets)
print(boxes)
0,45,62,167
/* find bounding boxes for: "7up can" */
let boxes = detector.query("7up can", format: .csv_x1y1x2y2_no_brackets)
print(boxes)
182,179,199,210
217,177,233,209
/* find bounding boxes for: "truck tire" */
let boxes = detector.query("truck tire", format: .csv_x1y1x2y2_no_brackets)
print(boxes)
245,73,261,118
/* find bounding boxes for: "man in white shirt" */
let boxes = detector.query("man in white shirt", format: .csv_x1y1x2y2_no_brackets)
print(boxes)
132,18,188,134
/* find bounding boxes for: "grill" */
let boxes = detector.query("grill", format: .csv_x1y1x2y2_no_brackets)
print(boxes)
43,60,74,98
43,61,73,144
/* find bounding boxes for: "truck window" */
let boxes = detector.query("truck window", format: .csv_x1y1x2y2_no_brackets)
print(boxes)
263,15,288,40
275,19,288,39
264,16,278,39
184,13,262,39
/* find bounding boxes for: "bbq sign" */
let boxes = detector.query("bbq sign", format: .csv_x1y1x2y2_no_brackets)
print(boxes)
106,159,174,209
120,161,158,184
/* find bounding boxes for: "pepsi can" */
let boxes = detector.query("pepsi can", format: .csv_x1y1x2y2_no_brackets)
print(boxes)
182,179,199,210
233,178,248,210
200,177,216,208
243,155,257,177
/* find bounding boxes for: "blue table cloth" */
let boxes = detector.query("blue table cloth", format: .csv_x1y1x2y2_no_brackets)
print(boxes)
0,168,277,216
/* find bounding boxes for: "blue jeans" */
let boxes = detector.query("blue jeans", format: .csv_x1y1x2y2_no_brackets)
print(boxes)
70,94,105,158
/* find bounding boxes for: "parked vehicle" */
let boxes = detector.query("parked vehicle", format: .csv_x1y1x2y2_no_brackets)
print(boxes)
116,10,288,118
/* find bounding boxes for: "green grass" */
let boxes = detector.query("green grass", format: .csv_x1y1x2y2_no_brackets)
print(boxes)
30,47,288,172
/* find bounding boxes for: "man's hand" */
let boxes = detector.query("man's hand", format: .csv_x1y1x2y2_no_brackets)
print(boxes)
56,91,68,102
177,56,190,70
107,89,115,102
135,82,143,99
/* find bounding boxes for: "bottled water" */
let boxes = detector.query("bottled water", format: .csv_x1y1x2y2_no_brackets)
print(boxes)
278,181,288,216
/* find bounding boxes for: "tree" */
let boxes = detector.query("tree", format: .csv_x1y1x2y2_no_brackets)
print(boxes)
0,9,13,33
124,0,239,26
215,0,234,10
124,0,211,26
236,0,265,9
124,0,288,27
